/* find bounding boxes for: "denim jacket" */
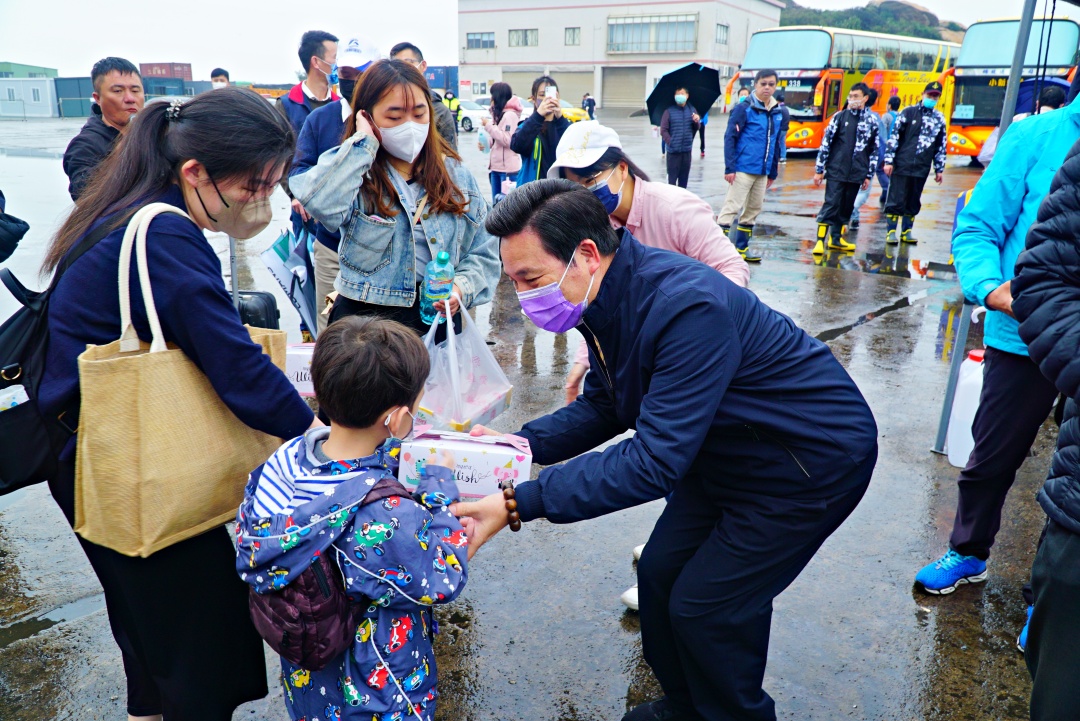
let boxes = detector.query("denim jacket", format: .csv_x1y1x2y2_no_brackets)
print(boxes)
290,132,501,309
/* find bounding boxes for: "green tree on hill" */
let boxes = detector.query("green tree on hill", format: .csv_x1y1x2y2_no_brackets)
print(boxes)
780,2,946,40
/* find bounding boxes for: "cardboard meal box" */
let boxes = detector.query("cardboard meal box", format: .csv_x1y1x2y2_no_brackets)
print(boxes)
398,429,531,499
286,343,316,397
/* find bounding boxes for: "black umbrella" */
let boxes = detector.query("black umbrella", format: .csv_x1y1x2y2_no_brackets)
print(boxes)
646,63,721,126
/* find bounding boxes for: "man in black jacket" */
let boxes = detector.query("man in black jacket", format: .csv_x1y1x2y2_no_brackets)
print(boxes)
811,83,878,255
1012,136,1080,721
0,189,29,263
882,81,946,244
62,57,144,202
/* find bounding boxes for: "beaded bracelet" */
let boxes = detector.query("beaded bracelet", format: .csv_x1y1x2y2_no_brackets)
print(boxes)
498,478,522,532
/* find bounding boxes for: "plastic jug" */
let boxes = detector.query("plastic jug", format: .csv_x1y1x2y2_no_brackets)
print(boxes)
420,251,455,325
946,349,985,468
478,127,491,154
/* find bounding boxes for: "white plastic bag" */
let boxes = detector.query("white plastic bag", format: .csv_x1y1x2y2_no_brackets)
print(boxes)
419,303,512,432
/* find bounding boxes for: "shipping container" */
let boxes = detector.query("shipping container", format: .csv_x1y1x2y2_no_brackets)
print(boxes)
54,76,94,117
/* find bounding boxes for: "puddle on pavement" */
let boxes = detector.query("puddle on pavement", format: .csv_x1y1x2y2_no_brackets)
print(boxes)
0,593,106,650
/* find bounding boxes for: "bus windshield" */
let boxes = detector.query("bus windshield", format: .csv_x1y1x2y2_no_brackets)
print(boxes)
742,29,832,70
957,20,1080,67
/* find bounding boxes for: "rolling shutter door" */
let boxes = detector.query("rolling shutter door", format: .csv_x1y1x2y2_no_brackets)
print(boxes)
603,67,646,107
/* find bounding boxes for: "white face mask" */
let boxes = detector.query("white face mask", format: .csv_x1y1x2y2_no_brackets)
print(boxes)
212,81,227,90
378,121,429,163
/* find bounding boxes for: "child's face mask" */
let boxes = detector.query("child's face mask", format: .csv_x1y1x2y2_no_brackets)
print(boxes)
384,407,418,443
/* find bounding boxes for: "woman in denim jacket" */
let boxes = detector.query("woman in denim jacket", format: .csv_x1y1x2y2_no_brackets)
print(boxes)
290,60,500,333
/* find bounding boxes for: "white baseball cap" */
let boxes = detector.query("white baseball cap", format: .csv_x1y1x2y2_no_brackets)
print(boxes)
338,37,377,71
546,121,622,179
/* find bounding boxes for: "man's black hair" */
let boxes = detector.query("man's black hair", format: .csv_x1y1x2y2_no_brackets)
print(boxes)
753,69,778,83
888,95,901,111
91,57,140,92
1040,85,1066,110
211,68,230,80
390,42,424,62
486,179,621,262
850,82,871,97
298,30,339,73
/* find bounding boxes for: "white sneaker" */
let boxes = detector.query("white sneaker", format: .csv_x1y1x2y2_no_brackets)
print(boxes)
620,584,639,611
633,544,645,561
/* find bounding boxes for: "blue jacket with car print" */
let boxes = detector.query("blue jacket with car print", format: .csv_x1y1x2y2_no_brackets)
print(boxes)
815,107,880,182
235,430,468,721
884,104,947,177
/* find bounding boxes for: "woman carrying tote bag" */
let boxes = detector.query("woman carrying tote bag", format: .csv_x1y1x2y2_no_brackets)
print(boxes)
37,88,317,721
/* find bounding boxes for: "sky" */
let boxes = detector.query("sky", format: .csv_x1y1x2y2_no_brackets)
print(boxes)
796,0,1058,27
0,0,1060,83
1,0,459,84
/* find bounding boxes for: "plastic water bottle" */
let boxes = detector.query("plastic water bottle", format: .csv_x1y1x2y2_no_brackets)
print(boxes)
946,349,985,468
478,127,491,154
420,251,455,325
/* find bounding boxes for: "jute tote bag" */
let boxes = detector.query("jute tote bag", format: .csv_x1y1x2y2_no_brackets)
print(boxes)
74,203,286,557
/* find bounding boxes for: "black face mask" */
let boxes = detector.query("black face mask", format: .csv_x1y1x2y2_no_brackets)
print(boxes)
339,78,356,102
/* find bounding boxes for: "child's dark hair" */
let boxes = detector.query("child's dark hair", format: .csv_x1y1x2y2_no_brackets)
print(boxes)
311,317,430,428
888,96,901,111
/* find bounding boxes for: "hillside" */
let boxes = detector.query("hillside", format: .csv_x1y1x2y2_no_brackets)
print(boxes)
779,0,965,41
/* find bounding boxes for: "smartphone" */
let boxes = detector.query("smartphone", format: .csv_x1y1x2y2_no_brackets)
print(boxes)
544,86,558,100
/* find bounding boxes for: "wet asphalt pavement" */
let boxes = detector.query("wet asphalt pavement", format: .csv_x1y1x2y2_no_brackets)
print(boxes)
0,111,1051,721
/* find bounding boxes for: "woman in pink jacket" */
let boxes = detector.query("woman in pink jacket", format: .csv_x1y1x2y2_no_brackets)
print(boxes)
548,121,750,404
481,82,522,201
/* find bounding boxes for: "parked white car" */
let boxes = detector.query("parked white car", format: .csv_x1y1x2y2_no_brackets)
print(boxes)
471,95,535,121
457,99,491,132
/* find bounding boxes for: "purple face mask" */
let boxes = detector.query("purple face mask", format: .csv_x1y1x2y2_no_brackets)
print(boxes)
516,250,595,333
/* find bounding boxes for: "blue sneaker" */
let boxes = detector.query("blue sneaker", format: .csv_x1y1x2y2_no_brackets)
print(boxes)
1018,604,1034,653
915,550,988,594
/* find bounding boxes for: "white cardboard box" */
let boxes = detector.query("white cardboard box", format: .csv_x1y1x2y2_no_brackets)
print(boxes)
286,343,316,397
398,429,532,499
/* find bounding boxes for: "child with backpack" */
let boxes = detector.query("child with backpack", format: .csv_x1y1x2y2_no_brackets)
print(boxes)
235,316,468,721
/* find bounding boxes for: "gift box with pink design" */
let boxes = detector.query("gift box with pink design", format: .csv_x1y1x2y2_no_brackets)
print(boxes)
398,429,531,499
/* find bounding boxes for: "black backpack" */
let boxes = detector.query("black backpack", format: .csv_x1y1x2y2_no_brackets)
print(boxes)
0,221,116,495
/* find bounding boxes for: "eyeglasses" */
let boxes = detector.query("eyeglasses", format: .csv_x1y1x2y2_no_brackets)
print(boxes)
398,57,422,66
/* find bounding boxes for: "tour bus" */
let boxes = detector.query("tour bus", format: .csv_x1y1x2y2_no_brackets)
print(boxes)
726,26,959,152
943,18,1080,158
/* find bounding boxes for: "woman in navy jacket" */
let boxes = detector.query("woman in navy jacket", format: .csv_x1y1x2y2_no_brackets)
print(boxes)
38,89,316,721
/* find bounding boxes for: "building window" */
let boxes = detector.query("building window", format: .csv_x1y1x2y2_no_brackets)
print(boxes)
467,32,495,50
29,72,45,78
31,88,40,102
509,29,539,47
0,72,13,78
608,14,698,54
716,24,729,45
6,88,14,101
566,27,581,46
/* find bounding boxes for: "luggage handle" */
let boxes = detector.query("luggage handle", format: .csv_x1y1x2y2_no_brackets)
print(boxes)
117,203,192,354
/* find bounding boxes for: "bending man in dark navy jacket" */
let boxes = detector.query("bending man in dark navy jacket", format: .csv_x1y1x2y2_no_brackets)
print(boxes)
455,180,878,721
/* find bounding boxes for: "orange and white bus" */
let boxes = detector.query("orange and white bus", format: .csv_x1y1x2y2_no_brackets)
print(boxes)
726,26,959,152
943,18,1080,158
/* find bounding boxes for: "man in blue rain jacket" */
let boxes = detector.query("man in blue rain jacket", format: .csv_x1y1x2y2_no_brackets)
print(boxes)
915,94,1080,603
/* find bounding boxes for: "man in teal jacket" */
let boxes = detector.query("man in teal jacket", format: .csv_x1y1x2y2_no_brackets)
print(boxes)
915,100,1080,625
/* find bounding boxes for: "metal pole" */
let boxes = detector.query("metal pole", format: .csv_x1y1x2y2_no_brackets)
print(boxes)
228,235,240,308
932,302,974,455
999,0,1040,138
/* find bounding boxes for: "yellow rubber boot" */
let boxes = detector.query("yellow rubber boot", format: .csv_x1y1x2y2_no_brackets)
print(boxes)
812,222,830,255
828,224,856,251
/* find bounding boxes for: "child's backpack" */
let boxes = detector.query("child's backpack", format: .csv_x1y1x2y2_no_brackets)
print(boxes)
247,476,412,670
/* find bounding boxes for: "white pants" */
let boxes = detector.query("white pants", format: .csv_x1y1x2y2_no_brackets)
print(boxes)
312,241,339,334
717,172,768,228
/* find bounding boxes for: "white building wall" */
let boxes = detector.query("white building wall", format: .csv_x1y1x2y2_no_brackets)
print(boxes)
458,0,782,107
0,78,58,118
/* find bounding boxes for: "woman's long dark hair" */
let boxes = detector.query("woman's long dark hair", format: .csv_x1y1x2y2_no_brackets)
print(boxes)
563,147,650,183
43,87,294,274
490,82,513,124
343,59,466,218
